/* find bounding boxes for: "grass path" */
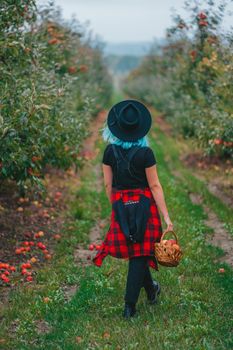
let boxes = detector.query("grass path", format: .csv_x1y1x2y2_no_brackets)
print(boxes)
0,105,233,349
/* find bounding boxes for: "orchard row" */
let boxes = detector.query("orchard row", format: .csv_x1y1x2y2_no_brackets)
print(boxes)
124,0,233,158
0,1,112,189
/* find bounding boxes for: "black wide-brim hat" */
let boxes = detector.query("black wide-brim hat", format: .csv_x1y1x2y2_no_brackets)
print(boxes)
107,99,152,142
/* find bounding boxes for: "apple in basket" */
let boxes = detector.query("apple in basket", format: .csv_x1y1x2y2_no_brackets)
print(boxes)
161,239,176,245
166,239,177,245
172,244,181,251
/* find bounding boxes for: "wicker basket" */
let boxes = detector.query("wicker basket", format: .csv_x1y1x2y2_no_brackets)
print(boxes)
154,230,183,267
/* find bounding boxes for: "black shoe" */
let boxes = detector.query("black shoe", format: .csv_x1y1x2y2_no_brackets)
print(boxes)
123,303,136,319
147,280,161,304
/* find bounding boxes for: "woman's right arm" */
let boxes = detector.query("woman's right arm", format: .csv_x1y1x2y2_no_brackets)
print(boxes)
145,164,173,231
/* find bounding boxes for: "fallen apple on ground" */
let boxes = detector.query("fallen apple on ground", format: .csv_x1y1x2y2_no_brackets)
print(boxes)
1,274,10,283
45,254,52,260
55,191,62,198
17,207,24,212
37,231,44,237
0,263,10,269
22,246,31,252
218,268,225,273
43,297,51,303
18,197,25,203
21,263,32,269
15,248,24,254
37,242,46,250
26,276,33,282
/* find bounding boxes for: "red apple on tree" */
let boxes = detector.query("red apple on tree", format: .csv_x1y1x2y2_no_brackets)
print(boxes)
198,12,207,20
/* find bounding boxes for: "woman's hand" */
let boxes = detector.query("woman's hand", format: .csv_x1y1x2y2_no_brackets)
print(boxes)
164,214,174,232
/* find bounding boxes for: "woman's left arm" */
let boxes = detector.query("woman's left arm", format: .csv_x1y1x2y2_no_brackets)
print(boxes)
102,164,113,203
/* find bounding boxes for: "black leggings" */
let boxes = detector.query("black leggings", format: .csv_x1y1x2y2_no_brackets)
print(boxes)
124,256,154,305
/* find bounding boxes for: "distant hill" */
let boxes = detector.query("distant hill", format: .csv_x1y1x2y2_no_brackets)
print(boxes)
105,55,143,74
103,41,152,57
102,39,166,57
102,40,165,73
102,40,166,89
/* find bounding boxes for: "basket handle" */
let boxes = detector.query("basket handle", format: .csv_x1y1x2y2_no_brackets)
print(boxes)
160,229,179,244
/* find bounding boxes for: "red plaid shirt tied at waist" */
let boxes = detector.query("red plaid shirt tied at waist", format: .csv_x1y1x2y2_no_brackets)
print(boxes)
93,186,163,270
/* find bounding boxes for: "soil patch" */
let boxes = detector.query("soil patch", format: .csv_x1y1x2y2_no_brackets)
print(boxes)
74,248,97,267
74,218,108,267
182,152,233,170
207,181,233,209
90,219,108,242
35,319,52,334
189,192,233,267
79,110,107,162
169,156,233,209
73,110,109,267
62,284,79,302
182,152,233,208
152,112,173,136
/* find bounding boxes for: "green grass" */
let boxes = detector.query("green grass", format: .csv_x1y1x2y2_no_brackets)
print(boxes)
0,108,233,350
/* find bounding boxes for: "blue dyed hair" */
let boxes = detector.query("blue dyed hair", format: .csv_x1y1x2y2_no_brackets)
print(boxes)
101,124,149,149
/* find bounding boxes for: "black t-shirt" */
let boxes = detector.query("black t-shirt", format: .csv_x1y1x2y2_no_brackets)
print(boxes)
102,144,157,189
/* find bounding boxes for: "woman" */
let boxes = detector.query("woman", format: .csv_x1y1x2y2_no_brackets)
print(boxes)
93,99,173,319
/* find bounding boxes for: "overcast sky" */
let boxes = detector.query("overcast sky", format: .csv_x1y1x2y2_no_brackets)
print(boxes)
37,0,233,43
